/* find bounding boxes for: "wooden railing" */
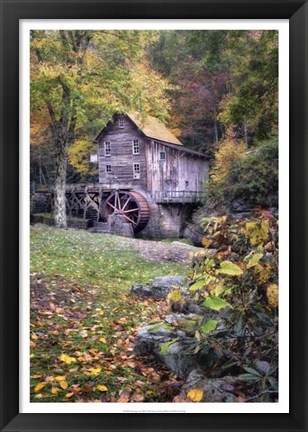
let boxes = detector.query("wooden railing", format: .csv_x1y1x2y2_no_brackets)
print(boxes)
154,190,207,204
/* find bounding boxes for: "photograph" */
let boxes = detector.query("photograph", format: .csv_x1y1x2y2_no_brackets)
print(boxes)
1,0,307,430
28,26,281,406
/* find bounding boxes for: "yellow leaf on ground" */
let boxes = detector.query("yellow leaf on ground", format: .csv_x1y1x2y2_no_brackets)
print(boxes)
88,367,102,376
97,385,108,392
60,381,68,390
59,353,77,364
31,332,38,340
51,387,61,395
65,392,74,398
34,382,45,393
266,283,278,308
99,337,107,343
187,389,204,402
55,376,66,382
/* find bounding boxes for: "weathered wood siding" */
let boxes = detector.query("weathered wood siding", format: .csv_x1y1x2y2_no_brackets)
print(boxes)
98,115,147,189
145,140,208,198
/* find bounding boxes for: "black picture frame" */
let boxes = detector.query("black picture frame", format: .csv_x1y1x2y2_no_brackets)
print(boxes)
0,1,307,431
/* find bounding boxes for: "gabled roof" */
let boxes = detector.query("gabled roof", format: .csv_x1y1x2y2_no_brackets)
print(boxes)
127,112,183,146
94,112,183,146
94,112,208,159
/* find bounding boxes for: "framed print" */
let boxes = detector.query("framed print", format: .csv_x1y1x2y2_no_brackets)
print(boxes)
0,0,307,431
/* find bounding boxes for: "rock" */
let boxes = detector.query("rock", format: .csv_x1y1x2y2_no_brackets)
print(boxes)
179,369,237,402
151,276,186,298
152,275,185,289
131,276,186,300
182,224,205,247
130,284,154,298
135,316,200,378
108,213,134,237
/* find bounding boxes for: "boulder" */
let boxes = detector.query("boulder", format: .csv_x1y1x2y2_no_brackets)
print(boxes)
130,284,154,298
177,369,237,403
135,315,201,378
130,275,186,300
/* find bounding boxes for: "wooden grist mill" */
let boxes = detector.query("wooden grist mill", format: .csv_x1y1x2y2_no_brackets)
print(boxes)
32,113,209,238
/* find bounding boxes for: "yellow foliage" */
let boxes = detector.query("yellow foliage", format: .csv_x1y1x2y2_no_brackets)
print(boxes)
51,387,61,395
187,388,204,402
266,284,278,308
244,220,269,246
59,353,77,364
167,289,183,304
210,132,246,186
60,380,68,390
34,382,45,393
87,367,102,376
253,263,271,285
201,237,212,248
55,375,66,382
97,385,108,392
68,139,96,174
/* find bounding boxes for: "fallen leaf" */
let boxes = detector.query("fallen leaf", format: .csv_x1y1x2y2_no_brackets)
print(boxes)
187,389,204,402
59,353,77,364
118,389,131,402
60,381,68,390
51,387,61,395
87,367,101,376
97,385,108,392
55,376,66,382
65,392,74,398
34,382,45,393
99,337,107,344
80,330,88,338
131,393,144,402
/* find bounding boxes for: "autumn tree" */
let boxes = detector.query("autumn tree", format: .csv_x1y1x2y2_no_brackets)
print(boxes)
31,30,171,228
149,30,278,150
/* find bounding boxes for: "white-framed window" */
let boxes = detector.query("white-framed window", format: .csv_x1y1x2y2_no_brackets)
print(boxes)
160,151,166,160
133,163,140,179
132,139,140,154
118,117,125,128
104,141,111,156
106,164,112,173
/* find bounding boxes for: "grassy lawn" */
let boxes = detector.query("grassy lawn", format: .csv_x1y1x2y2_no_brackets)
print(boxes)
30,225,188,402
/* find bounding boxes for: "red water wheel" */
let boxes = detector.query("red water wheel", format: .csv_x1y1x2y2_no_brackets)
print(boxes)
102,191,150,232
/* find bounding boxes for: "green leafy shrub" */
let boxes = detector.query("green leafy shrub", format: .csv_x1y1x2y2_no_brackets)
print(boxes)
231,136,278,208
182,212,278,402
207,135,278,211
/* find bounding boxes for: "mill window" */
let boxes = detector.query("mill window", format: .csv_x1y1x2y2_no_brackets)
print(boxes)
104,141,111,156
133,163,140,179
133,139,140,155
160,152,166,160
106,164,112,173
118,117,125,128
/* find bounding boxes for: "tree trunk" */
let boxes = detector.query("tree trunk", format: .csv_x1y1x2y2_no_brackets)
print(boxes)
54,144,68,228
243,119,248,147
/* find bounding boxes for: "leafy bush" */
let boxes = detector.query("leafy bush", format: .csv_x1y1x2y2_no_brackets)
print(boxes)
231,136,278,208
170,212,278,402
207,135,278,211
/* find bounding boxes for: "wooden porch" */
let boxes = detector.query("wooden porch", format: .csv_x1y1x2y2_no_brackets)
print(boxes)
154,190,207,204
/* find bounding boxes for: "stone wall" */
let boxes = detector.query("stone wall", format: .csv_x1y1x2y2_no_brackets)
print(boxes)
139,203,194,239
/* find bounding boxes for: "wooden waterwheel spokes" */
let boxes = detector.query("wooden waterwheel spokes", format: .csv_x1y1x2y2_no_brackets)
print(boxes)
102,190,150,232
